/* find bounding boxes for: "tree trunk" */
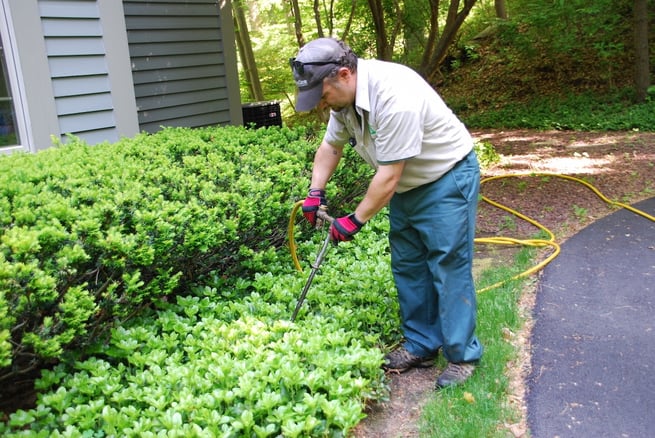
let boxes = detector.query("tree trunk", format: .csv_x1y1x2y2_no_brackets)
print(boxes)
290,0,305,47
421,0,478,82
232,0,264,101
325,0,336,36
633,0,650,103
313,0,324,38
341,0,357,41
368,0,390,59
421,0,441,69
470,0,506,41
495,0,507,19
389,0,403,55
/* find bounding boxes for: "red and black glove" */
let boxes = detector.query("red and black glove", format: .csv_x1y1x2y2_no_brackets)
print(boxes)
302,189,327,227
330,213,365,244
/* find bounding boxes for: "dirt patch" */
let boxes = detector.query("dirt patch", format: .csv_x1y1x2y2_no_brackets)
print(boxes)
351,129,655,438
477,129,655,239
351,367,440,438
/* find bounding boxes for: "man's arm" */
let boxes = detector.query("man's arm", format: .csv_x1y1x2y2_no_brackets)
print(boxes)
310,140,343,189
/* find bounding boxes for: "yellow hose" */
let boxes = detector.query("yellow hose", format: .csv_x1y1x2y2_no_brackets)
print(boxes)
288,173,655,293
475,173,655,292
288,200,304,272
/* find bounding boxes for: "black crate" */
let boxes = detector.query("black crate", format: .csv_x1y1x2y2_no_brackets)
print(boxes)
241,101,282,129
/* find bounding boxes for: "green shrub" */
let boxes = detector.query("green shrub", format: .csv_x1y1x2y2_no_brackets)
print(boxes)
473,140,500,168
0,121,502,434
0,213,395,437
0,125,370,379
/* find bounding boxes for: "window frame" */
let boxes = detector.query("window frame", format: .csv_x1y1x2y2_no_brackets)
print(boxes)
0,0,32,154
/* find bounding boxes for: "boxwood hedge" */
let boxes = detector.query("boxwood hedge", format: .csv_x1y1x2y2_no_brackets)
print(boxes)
0,125,371,380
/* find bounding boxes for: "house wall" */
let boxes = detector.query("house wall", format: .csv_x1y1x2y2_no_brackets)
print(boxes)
4,0,140,151
42,0,140,146
1,0,242,152
123,0,243,133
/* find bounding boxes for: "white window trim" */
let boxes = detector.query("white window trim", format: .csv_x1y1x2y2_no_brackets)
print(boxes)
1,0,34,154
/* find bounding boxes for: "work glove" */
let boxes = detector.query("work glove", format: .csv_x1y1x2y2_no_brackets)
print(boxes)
302,189,328,227
330,213,365,244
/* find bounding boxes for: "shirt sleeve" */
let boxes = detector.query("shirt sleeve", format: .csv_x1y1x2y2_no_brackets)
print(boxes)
323,110,351,147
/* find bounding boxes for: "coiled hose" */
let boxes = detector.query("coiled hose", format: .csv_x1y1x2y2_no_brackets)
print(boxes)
288,173,655,293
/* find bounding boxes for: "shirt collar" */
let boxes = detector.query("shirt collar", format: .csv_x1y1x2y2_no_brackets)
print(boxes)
354,59,371,114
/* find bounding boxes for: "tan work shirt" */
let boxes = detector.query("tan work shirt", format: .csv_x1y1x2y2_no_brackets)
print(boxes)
324,59,473,193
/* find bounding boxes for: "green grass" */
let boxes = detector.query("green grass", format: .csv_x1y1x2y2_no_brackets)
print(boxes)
459,89,655,132
418,246,538,437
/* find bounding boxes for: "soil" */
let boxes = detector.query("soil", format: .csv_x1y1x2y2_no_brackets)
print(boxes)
351,129,655,438
2,130,653,435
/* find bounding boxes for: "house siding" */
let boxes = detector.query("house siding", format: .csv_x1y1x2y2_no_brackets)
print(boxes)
123,0,237,133
39,0,121,144
1,0,239,153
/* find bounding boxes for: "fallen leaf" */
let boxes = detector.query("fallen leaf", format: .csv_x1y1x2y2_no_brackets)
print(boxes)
502,327,514,340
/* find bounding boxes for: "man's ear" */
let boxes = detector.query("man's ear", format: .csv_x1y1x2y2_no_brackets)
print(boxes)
337,66,352,80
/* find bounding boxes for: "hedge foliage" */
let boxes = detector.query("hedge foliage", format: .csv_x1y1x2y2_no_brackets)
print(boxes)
0,125,371,379
0,125,504,435
2,159,532,436
2,216,397,435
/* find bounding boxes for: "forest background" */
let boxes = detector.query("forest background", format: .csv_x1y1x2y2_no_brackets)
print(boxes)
232,0,653,126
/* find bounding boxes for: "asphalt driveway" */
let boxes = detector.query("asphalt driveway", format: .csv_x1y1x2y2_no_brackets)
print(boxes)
527,196,655,437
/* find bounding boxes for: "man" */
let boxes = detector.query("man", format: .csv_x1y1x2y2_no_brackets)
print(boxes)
291,37,482,388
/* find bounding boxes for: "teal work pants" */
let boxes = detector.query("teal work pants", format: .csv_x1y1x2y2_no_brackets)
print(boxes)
389,150,482,363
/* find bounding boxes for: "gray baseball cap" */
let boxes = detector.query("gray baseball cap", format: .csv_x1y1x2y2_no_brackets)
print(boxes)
290,38,344,111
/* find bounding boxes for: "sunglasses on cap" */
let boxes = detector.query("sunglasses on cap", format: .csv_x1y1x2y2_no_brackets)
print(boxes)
289,58,340,75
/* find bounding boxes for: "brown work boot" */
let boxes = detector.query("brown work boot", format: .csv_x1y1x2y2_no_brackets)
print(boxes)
382,346,437,373
435,362,476,388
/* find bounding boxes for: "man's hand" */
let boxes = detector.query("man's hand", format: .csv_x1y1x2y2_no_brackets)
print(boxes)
302,189,327,227
330,213,365,244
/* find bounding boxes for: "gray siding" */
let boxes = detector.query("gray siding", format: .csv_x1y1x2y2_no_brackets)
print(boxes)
123,0,233,133
39,0,120,144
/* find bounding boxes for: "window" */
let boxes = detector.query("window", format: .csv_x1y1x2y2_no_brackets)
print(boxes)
0,33,19,148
